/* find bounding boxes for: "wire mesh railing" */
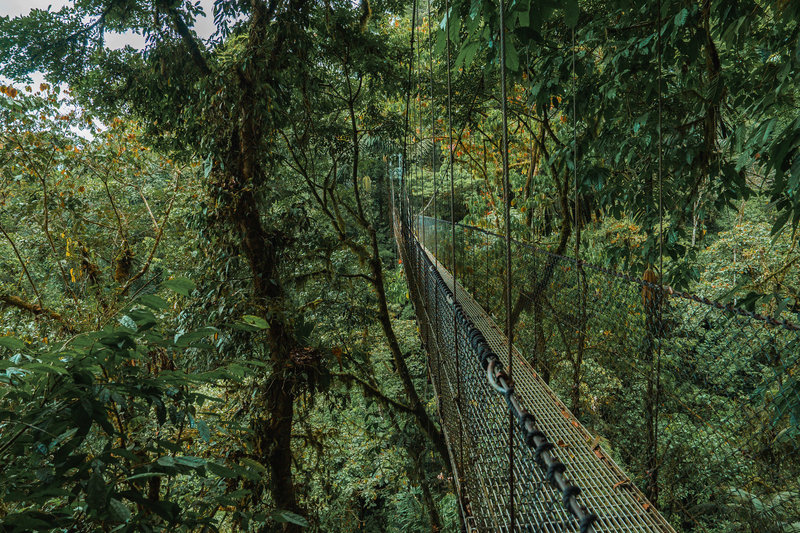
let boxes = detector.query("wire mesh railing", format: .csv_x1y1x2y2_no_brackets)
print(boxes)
411,214,800,533
398,214,678,532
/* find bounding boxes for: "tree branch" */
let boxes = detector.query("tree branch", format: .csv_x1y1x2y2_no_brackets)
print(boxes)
0,222,43,306
120,175,179,294
0,292,66,324
169,8,211,76
334,372,416,416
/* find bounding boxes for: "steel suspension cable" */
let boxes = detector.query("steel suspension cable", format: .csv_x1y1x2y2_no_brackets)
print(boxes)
497,0,515,528
412,38,417,226
427,0,442,406
657,1,663,313
655,0,664,504
572,29,579,260
401,0,418,229
422,0,442,390
417,6,423,248
443,0,464,494
572,9,586,418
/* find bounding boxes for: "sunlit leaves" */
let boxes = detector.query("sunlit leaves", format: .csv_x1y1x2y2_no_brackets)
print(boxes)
0,86,196,332
242,314,268,329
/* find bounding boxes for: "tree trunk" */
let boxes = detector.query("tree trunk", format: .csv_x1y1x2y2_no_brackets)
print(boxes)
229,65,303,532
369,228,450,464
524,122,545,230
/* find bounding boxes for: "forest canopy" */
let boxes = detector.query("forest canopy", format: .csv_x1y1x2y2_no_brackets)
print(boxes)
1,0,799,531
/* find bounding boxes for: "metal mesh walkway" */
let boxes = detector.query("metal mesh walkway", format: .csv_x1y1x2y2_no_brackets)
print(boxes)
397,219,676,532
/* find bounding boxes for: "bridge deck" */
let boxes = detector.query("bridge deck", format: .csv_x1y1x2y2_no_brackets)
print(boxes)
405,225,675,532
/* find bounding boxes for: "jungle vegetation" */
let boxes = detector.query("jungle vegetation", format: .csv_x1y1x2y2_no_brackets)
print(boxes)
0,0,799,531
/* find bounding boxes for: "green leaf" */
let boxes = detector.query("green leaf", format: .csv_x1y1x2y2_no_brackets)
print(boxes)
505,39,519,72
771,209,791,236
86,474,107,510
108,498,131,522
218,489,252,504
161,277,195,296
240,457,268,473
175,456,206,468
225,363,248,379
156,456,176,467
196,419,211,442
242,315,268,329
207,461,239,478
128,308,157,329
455,42,479,70
125,473,164,481
49,428,78,450
443,8,460,42
204,154,213,179
434,25,447,55
674,8,688,27
519,8,530,27
0,336,25,351
272,510,309,527
513,0,532,26
25,362,68,375
795,34,800,62
175,327,216,347
137,294,169,310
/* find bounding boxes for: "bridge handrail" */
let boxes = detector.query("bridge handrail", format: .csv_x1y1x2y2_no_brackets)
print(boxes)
417,215,800,332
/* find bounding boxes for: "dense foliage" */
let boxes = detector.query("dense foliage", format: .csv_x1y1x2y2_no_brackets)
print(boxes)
0,0,798,531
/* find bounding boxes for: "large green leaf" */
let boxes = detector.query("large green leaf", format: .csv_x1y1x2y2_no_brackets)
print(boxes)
108,498,131,522
137,294,169,310
272,510,309,527
207,461,239,478
0,336,25,351
161,277,195,296
242,315,268,329
86,474,107,510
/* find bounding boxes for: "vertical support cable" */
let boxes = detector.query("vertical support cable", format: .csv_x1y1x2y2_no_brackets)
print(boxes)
417,6,424,247
428,0,439,332
414,26,420,231
655,0,664,505
443,0,463,488
498,0,514,528
571,12,585,416
428,0,442,394
485,225,490,310
657,0,663,308
572,25,579,260
389,151,395,221
401,1,418,231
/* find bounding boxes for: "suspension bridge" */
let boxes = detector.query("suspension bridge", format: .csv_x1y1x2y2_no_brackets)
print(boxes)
393,0,800,531
396,213,669,531
396,210,800,531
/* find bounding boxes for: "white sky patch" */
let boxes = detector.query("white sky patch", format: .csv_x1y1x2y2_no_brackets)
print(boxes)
0,72,99,140
1,0,217,50
0,0,72,17
2,0,218,139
